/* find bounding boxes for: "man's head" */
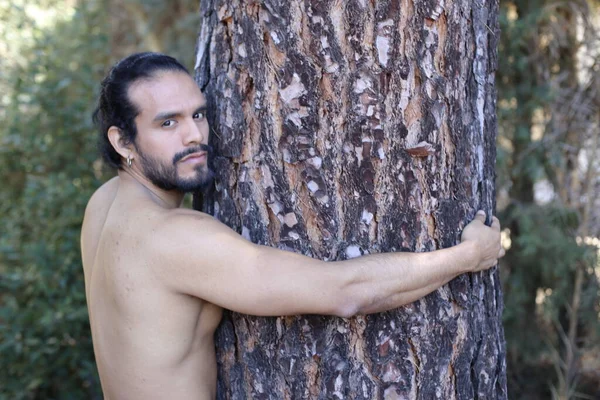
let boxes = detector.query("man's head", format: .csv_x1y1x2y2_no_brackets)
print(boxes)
93,52,214,192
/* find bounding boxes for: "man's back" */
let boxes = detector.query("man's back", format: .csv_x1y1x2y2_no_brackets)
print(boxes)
81,176,222,400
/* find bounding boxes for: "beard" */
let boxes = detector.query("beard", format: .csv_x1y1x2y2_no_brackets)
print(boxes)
136,144,215,193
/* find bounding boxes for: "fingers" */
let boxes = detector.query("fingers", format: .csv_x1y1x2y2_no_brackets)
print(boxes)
473,211,502,231
474,210,486,223
491,216,500,230
477,240,506,271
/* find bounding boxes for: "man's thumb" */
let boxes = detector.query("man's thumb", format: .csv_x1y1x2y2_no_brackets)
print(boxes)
474,210,486,223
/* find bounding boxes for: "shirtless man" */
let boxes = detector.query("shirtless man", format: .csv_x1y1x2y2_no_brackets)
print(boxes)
81,53,505,400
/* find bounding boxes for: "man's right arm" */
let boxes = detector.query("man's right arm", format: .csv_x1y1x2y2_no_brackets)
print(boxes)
150,210,503,317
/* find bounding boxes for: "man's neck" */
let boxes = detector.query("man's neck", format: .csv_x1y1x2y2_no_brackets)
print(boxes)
118,169,185,209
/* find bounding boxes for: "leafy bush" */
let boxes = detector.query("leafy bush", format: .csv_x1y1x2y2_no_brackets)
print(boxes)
0,1,200,397
0,1,110,398
497,0,600,397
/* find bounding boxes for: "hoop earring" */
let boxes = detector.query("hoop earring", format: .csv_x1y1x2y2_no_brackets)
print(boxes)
127,155,132,168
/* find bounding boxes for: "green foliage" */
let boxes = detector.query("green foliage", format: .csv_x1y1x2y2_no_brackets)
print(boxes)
0,1,110,398
0,1,200,397
501,204,592,358
497,0,600,398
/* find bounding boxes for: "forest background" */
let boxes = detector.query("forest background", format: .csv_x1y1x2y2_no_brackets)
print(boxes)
0,0,599,399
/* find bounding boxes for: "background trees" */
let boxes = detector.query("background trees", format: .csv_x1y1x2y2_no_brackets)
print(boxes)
0,1,110,396
0,0,598,399
497,1,600,398
0,0,198,397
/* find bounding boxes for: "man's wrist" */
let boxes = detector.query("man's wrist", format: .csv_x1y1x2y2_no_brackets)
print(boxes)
456,240,480,273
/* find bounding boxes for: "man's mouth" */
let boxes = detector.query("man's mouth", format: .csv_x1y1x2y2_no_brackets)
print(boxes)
180,151,207,163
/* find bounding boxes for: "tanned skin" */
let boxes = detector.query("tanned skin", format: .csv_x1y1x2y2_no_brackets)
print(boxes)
81,71,505,400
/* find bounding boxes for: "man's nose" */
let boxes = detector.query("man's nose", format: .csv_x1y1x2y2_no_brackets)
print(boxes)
182,118,205,145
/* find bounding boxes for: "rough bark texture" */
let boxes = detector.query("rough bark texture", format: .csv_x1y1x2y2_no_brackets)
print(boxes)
195,0,506,398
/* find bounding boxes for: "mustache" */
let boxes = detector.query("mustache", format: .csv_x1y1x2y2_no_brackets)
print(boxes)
173,144,214,164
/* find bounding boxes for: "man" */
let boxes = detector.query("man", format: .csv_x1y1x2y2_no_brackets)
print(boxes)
81,52,505,400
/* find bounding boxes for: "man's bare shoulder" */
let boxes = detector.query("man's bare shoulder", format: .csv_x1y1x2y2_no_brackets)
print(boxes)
81,176,120,280
152,208,229,243
83,176,119,220
146,208,256,274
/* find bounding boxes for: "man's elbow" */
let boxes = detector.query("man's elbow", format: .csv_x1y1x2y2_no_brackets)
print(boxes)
326,263,371,318
333,301,361,319
330,284,366,318
331,283,407,317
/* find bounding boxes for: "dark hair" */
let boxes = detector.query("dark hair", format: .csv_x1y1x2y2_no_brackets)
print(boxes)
92,52,189,169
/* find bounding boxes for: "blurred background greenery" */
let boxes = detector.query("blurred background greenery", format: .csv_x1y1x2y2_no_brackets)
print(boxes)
0,0,598,399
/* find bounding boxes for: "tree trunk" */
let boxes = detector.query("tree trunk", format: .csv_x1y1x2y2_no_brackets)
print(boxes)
195,0,506,398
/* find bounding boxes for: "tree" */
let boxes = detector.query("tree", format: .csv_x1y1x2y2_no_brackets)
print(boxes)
108,0,200,69
195,0,506,398
497,1,600,397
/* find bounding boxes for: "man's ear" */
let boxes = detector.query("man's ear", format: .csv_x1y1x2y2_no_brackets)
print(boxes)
107,126,133,160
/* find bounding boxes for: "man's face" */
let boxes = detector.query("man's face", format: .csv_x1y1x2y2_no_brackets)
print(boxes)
127,71,214,192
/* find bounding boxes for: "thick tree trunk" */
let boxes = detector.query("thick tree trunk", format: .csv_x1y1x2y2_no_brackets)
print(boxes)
195,0,506,398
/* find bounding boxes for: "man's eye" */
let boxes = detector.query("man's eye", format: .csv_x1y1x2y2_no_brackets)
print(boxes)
193,112,205,120
162,120,176,127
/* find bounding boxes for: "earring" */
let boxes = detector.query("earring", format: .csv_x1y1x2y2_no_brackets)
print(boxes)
127,155,132,167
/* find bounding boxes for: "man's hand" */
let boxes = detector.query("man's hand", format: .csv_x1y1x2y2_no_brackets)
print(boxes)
461,210,505,272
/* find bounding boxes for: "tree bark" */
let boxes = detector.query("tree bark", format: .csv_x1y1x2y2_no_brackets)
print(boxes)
195,0,506,398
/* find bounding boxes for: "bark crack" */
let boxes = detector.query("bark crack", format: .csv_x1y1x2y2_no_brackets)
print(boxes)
222,18,234,74
407,336,421,398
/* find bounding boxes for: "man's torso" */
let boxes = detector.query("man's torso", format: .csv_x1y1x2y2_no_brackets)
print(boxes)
81,177,222,400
